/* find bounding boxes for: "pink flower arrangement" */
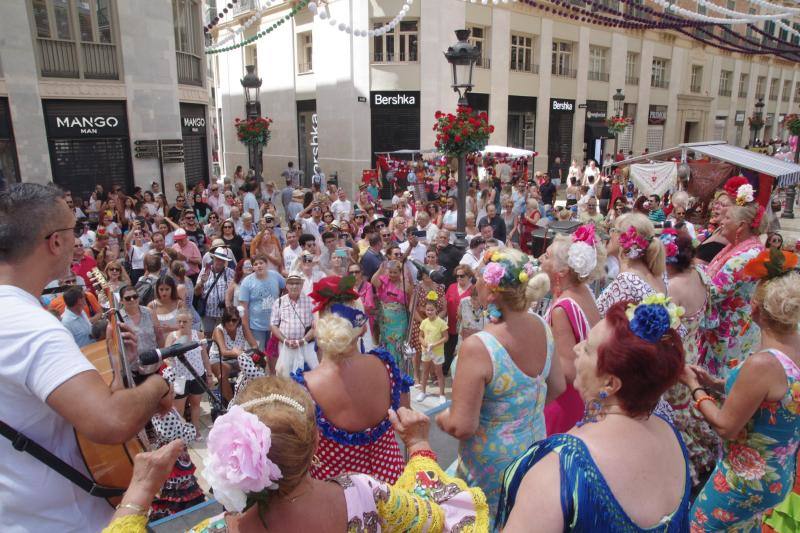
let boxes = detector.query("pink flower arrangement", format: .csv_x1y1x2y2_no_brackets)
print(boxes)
202,405,282,512
572,224,597,246
618,226,651,259
483,262,507,286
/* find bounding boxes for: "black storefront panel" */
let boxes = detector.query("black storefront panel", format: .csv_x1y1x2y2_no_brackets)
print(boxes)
297,99,317,187
585,100,610,164
370,91,420,198
508,96,537,151
43,99,132,198
0,97,19,188
466,93,490,116
548,98,575,167
180,103,209,189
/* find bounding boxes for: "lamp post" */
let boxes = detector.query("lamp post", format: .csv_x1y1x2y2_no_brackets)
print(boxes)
444,29,480,248
750,97,765,146
240,64,263,183
612,88,625,160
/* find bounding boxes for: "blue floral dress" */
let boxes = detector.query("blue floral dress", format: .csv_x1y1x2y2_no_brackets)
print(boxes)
496,413,692,531
455,313,554,528
691,349,800,532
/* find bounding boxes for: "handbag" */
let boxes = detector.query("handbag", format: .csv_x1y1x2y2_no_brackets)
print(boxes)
196,270,224,317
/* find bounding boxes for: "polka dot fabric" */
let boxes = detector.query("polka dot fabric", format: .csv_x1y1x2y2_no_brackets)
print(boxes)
312,429,405,484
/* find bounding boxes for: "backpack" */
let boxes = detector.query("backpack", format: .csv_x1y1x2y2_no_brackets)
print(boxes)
134,276,157,306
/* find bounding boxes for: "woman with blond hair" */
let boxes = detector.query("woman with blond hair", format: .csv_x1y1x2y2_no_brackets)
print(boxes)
103,259,130,299
436,248,565,525
290,276,413,484
540,225,606,435
597,212,667,315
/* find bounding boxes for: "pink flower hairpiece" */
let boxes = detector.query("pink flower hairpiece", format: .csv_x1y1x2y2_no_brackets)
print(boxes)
572,224,597,246
659,229,679,264
618,226,651,260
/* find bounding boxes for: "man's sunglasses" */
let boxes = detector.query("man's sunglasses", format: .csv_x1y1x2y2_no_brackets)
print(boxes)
123,294,139,302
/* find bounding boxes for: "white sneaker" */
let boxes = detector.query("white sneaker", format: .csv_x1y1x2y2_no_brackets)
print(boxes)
434,395,447,405
414,391,427,402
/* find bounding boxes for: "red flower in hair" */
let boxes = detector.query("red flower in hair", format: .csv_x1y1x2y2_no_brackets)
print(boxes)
723,176,749,198
308,275,358,313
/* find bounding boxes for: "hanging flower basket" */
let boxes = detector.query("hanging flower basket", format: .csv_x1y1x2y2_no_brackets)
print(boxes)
606,116,631,135
235,116,273,146
782,114,800,136
748,115,765,131
433,106,494,156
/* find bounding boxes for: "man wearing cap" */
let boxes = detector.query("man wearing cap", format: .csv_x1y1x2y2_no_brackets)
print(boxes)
172,228,202,279
270,271,316,377
459,236,485,269
330,188,353,222
196,247,235,336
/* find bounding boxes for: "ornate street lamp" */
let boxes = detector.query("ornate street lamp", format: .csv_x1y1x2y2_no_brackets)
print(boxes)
750,97,765,146
240,64,263,181
612,88,625,157
444,29,480,246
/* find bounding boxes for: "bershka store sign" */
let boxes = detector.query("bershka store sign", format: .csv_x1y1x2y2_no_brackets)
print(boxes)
648,105,668,125
551,99,575,113
371,91,420,108
44,100,128,138
310,113,321,176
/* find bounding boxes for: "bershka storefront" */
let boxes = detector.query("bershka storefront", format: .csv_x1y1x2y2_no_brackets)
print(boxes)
370,91,420,163
548,98,575,168
180,103,209,189
296,99,317,187
43,99,132,198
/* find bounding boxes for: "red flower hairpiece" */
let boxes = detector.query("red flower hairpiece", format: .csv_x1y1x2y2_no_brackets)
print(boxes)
751,204,765,230
308,275,358,313
723,176,749,198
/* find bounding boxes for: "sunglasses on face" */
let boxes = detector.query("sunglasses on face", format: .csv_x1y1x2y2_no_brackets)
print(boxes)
108,267,121,272
123,294,139,301
381,233,391,238
349,269,361,274
302,257,314,263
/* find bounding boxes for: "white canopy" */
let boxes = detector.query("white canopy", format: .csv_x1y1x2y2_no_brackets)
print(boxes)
480,145,536,158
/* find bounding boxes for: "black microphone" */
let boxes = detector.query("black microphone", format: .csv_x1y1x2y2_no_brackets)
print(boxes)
138,340,207,369
408,259,447,284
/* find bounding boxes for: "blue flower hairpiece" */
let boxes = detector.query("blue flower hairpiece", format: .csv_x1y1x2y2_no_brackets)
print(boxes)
625,294,684,343
330,303,368,328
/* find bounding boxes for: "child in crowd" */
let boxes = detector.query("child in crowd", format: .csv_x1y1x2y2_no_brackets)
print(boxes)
416,298,448,404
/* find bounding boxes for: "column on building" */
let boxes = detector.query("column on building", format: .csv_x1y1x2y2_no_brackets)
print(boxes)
607,32,628,158
764,64,777,141
706,54,724,141
662,46,685,148
727,59,744,146
632,39,654,155
487,8,511,146
117,0,184,196
534,18,553,172
0,1,51,183
571,26,590,165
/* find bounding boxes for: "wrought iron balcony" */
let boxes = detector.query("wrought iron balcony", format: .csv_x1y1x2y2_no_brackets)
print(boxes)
36,37,119,80
177,51,203,86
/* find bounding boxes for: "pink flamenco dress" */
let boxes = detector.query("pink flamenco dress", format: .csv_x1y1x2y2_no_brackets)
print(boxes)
543,297,591,435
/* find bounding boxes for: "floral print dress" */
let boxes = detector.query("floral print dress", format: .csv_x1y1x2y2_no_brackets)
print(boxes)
697,237,764,380
691,349,800,532
454,314,554,529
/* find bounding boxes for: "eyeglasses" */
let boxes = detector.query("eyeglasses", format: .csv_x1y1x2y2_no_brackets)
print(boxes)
381,233,391,238
348,269,361,274
122,294,139,301
43,227,76,240
455,274,468,278
302,257,314,263
108,267,121,272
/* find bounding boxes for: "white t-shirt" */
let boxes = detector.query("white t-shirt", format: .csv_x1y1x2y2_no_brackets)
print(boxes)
283,245,301,272
0,286,112,532
128,243,151,270
243,192,260,221
330,199,352,221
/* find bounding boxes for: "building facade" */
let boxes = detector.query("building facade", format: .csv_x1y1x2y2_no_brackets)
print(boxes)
0,0,213,199
210,0,800,194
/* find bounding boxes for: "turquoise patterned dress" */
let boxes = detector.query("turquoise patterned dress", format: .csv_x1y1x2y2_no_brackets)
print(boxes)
691,349,800,532
454,313,554,528
496,413,692,531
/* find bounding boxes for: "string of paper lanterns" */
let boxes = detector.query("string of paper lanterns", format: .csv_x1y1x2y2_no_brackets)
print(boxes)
207,0,286,50
650,0,792,25
692,0,797,22
746,0,800,14
311,0,414,37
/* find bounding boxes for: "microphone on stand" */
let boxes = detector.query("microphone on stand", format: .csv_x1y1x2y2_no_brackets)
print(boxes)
136,340,208,374
408,259,447,285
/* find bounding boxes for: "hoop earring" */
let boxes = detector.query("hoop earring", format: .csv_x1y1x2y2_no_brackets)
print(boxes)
311,454,322,468
576,390,608,427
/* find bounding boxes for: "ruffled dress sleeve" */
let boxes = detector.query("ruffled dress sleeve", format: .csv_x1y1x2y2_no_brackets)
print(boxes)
102,515,148,533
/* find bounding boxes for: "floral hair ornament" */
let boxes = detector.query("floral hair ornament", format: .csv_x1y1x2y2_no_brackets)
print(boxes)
742,248,800,281
425,290,439,302
618,226,652,260
308,275,358,313
202,405,283,512
723,175,750,199
751,204,766,230
658,229,679,264
481,249,540,289
625,294,684,343
735,183,755,206
568,224,598,279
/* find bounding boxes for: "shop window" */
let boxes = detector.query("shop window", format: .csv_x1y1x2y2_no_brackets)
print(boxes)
372,20,418,63
625,52,638,85
718,70,732,97
738,73,749,98
245,44,257,75
297,32,312,74
651,57,669,89
510,33,535,73
551,41,575,78
690,65,702,93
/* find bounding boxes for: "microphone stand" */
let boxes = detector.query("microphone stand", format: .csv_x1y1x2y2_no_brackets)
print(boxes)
174,353,226,415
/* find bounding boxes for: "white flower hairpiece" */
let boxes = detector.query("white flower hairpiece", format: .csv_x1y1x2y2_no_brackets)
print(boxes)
567,241,597,279
736,184,755,206
238,394,306,414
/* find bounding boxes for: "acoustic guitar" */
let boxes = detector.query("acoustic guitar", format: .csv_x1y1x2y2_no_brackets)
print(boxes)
75,268,148,507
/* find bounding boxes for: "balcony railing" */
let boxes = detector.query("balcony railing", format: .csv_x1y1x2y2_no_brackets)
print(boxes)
690,84,702,94
37,38,79,78
552,66,577,78
625,75,639,85
588,71,609,82
476,56,491,69
651,78,669,89
176,51,203,86
738,89,748,98
298,62,312,74
718,88,732,97
756,91,765,100
82,42,118,80
232,0,257,15
510,61,538,74
769,92,778,101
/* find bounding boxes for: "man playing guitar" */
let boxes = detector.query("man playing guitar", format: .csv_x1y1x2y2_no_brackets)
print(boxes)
0,183,172,532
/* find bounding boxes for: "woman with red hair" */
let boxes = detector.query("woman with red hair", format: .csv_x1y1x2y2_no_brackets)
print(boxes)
497,297,691,531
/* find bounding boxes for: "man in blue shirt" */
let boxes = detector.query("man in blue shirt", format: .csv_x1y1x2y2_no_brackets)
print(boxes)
61,287,94,348
239,255,285,351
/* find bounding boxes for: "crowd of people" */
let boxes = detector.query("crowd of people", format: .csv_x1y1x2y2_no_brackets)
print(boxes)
2,150,800,532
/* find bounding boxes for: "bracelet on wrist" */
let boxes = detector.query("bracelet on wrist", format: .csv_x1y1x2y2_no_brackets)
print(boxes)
116,502,151,517
410,449,438,462
694,395,715,410
691,387,708,400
